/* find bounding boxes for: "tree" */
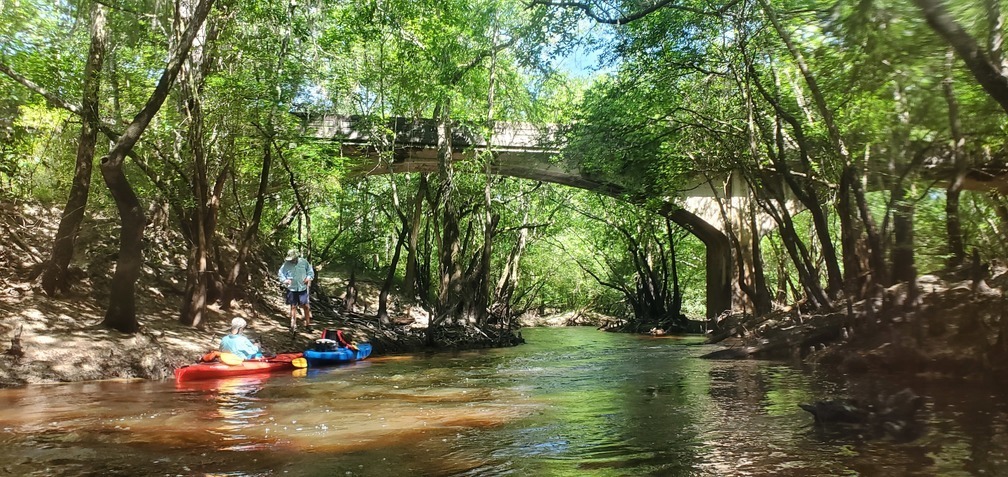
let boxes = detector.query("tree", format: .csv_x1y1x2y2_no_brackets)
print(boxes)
40,3,108,296
100,0,216,333
177,0,221,327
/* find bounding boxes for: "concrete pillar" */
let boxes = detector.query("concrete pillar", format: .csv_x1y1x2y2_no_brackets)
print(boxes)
665,208,733,323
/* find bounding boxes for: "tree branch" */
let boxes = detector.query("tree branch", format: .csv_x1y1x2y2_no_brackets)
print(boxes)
0,59,185,218
913,0,1008,115
527,0,735,25
0,62,82,114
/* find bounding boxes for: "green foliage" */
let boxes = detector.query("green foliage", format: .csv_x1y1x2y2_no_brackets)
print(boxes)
552,0,1008,315
6,0,1008,327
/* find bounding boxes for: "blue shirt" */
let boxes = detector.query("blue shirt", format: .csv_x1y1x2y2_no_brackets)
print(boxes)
278,258,315,292
220,334,262,360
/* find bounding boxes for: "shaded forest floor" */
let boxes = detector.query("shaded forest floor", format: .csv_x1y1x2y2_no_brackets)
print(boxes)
0,200,517,388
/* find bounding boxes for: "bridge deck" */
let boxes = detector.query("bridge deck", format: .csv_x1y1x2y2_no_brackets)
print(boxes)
303,114,1008,193
308,115,558,153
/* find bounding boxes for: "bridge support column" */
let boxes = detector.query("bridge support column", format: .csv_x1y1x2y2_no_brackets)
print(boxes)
704,233,732,322
667,208,732,324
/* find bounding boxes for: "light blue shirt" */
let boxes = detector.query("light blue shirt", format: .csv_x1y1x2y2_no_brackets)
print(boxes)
219,334,262,360
278,258,315,292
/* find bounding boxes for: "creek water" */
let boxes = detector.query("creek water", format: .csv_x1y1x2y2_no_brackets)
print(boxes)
0,327,1005,476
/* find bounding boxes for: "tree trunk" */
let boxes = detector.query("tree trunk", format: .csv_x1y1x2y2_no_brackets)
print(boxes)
219,0,294,308
891,78,916,284
402,173,427,300
179,165,228,328
738,76,782,313
468,213,498,326
178,97,212,327
945,180,965,268
666,219,684,319
749,204,773,316
991,192,1008,244
768,190,831,309
943,49,967,268
848,158,889,287
591,209,678,329
416,215,435,307
988,0,1007,74
433,100,463,332
221,133,273,308
178,0,217,328
892,183,916,283
382,168,410,322
377,224,408,326
437,197,463,325
751,165,830,309
760,0,886,290
838,167,865,296
100,0,215,333
41,3,108,296
493,209,530,321
280,147,311,257
750,71,843,296
100,165,145,333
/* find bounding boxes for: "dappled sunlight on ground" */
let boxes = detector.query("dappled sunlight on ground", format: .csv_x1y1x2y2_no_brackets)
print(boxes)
0,198,493,389
0,201,358,386
0,254,251,385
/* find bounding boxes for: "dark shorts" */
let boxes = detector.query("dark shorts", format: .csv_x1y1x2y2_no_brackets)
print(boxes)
285,290,310,306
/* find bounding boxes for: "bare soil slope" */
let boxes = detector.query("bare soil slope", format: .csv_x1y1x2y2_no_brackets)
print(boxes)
0,200,423,387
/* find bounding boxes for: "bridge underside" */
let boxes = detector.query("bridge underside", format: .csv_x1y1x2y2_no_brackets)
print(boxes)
345,145,627,195
340,143,734,321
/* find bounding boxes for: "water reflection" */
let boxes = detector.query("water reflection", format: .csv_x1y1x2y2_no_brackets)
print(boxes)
0,327,1006,476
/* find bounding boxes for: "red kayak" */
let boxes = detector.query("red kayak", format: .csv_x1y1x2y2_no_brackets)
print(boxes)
174,353,304,381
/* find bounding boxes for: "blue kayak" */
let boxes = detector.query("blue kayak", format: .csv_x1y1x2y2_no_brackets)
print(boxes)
303,342,372,367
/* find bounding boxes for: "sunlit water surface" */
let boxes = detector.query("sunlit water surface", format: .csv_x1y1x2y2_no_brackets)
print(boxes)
1,327,1006,476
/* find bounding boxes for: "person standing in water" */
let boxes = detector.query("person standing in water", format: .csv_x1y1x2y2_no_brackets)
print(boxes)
279,248,315,332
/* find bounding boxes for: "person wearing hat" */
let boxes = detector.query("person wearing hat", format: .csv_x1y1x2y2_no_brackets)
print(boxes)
278,248,315,332
219,317,262,360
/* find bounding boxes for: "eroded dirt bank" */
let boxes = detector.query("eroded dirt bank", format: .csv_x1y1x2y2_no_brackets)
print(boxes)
704,271,1008,382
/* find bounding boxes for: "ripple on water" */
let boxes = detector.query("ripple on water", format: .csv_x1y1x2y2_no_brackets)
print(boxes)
1,327,1008,476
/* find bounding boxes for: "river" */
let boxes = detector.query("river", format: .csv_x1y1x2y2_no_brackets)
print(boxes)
1,327,1005,476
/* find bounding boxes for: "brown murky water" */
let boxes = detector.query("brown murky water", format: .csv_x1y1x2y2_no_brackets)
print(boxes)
1,327,1006,476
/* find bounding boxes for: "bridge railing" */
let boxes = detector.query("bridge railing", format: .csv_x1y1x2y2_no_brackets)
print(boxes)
301,114,561,154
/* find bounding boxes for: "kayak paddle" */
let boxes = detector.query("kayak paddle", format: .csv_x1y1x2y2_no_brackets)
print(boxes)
291,357,307,368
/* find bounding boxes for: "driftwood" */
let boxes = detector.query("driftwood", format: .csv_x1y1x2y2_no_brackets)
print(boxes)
699,347,755,360
700,312,846,360
705,305,852,359
751,312,849,358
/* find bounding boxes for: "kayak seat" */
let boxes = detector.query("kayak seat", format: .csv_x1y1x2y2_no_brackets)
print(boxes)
314,339,339,351
200,351,221,363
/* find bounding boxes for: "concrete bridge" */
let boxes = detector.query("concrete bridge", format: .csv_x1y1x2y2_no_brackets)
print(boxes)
301,114,1008,320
